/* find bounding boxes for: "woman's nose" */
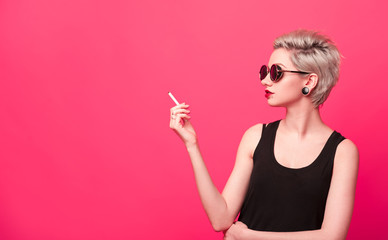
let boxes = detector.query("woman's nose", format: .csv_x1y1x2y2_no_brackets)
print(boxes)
260,74,273,87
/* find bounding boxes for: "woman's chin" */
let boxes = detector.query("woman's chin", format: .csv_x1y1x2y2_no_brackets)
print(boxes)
267,100,282,107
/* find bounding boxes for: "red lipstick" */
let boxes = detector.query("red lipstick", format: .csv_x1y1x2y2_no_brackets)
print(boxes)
265,90,273,98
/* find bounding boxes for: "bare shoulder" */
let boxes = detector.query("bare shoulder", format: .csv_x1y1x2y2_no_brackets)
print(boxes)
239,123,265,158
243,123,265,141
336,138,359,160
334,138,359,169
245,123,264,135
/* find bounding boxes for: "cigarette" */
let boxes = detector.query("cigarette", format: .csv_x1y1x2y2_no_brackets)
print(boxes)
168,92,180,105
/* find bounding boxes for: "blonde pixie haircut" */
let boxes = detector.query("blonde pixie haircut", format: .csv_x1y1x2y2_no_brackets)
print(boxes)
273,29,341,107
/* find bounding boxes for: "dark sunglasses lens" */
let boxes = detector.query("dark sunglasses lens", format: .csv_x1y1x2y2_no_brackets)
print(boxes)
270,65,278,81
260,65,267,80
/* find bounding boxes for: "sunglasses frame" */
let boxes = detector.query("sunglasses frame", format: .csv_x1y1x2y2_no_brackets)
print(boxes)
260,64,311,82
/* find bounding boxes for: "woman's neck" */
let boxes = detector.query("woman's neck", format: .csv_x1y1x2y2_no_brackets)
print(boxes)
282,106,326,136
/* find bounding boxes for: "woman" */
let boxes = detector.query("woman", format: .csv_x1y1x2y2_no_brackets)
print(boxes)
169,29,358,240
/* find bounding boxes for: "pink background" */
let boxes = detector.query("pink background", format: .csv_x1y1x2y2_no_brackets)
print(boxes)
1,0,387,239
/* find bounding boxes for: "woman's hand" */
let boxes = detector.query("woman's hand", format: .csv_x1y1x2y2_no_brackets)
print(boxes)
169,103,197,146
223,221,249,240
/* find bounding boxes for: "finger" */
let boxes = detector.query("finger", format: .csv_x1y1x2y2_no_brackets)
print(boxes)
170,104,190,113
223,233,229,240
176,113,191,121
170,110,190,126
171,109,190,116
170,106,190,115
173,114,188,125
169,116,176,128
172,114,191,128
173,113,183,128
235,221,247,228
171,112,191,121
169,113,180,128
171,115,177,120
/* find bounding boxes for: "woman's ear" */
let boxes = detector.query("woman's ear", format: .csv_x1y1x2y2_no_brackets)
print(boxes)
305,73,318,91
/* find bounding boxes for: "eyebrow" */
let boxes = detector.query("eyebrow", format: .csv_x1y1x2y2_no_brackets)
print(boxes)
273,63,287,68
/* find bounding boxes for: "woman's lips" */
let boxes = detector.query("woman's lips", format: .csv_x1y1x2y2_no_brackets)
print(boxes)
265,90,273,98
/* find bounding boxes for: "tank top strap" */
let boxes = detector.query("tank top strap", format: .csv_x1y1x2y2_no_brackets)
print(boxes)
263,120,281,141
319,131,346,161
252,120,281,164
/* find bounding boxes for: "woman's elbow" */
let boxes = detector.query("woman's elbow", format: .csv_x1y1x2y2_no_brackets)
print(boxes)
211,220,233,232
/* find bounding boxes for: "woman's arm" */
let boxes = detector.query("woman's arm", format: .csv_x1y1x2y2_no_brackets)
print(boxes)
170,104,262,231
224,139,359,240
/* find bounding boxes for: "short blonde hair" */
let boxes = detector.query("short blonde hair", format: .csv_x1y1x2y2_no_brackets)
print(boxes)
273,29,341,107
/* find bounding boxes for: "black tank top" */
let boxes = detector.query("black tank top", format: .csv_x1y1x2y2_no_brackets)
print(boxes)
238,120,345,231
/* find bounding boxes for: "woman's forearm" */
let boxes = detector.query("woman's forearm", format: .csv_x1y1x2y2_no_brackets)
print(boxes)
243,228,338,240
186,143,234,231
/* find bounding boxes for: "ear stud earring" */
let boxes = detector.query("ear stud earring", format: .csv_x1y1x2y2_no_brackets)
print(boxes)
302,87,310,95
